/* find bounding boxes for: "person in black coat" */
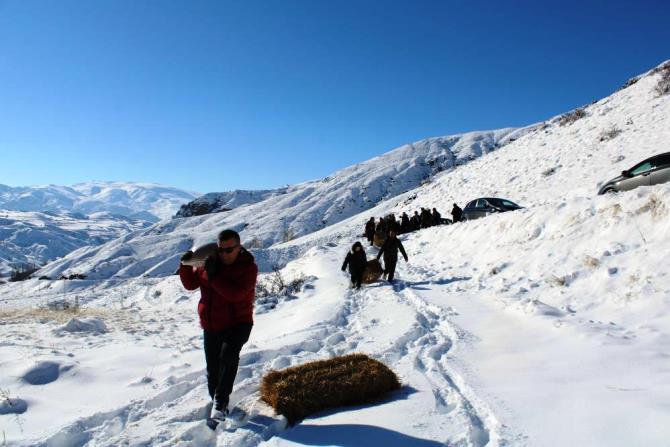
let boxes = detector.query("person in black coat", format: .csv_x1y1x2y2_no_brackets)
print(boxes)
410,211,421,232
451,203,463,223
431,208,442,226
420,208,432,228
376,230,408,282
400,212,410,234
342,241,367,289
364,217,376,245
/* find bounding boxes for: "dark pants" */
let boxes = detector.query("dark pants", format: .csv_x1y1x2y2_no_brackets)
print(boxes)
203,323,252,410
351,271,363,289
384,259,397,281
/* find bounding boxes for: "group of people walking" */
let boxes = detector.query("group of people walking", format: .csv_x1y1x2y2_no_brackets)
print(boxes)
342,230,408,288
364,203,463,245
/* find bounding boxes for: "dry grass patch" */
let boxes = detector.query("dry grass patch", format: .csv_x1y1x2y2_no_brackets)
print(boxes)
557,107,586,126
260,354,401,424
583,256,600,269
636,194,667,219
0,306,112,325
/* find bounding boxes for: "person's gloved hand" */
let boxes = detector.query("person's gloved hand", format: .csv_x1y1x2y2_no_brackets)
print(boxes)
341,267,346,272
204,255,218,278
180,250,193,263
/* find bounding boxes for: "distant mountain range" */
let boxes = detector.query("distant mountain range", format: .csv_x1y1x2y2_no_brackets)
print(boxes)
0,181,199,222
0,182,198,277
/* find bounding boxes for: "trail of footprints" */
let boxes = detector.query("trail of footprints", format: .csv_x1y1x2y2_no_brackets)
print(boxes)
29,265,501,446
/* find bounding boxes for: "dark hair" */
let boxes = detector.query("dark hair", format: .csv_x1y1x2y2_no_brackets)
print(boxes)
218,229,240,243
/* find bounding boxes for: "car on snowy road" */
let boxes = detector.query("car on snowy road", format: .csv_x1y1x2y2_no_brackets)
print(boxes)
461,197,523,221
598,152,670,195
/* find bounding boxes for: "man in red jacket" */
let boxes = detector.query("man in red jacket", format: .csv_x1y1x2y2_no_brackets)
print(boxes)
179,229,257,421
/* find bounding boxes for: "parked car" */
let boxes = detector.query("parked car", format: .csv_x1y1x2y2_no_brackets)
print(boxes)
462,197,522,221
598,152,670,195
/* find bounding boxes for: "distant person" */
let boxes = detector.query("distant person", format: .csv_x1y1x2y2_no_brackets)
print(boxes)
341,241,367,289
410,211,421,232
420,208,432,228
179,229,258,422
365,217,376,245
431,208,442,225
451,203,463,223
376,230,408,283
400,212,411,234
376,217,387,235
386,214,400,234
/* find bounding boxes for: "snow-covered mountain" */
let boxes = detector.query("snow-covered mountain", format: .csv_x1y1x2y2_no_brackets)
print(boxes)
0,210,152,277
175,189,285,217
0,181,199,222
1,60,669,447
37,127,536,280
176,128,533,219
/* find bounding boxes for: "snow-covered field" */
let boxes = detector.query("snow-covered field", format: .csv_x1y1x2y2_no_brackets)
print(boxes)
0,210,153,278
0,61,669,446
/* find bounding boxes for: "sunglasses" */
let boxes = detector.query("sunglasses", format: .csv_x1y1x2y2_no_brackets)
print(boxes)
218,244,239,254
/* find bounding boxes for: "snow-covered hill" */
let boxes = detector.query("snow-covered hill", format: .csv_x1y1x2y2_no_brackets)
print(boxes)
1,60,669,446
0,210,152,277
0,181,199,222
36,128,537,280
175,128,533,219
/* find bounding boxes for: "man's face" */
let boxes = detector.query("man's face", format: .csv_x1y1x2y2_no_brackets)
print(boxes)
218,238,241,265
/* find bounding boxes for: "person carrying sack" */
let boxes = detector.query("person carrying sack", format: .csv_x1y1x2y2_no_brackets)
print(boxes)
376,230,408,283
179,229,257,422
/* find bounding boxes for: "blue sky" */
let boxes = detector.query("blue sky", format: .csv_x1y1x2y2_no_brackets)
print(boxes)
0,1,668,194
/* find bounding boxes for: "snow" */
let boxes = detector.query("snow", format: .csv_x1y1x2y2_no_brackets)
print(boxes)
0,60,669,446
0,210,153,277
59,317,108,334
0,181,199,222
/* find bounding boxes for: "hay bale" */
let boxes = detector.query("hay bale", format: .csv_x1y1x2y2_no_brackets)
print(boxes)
373,231,386,248
260,354,400,424
362,259,383,283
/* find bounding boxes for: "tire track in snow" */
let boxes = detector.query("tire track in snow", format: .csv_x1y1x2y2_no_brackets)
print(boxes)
377,281,496,447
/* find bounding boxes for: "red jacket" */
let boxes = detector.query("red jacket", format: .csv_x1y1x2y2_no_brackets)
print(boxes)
179,248,257,331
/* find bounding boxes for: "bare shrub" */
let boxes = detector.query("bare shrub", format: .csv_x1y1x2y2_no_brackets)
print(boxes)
636,194,667,219
9,265,39,282
620,76,639,90
583,256,600,269
260,354,400,424
45,296,80,313
654,65,670,96
246,237,264,249
282,227,296,243
542,166,559,177
256,267,307,298
557,108,587,127
598,127,622,142
548,275,568,287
